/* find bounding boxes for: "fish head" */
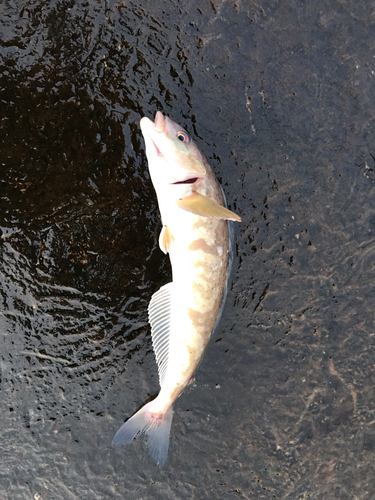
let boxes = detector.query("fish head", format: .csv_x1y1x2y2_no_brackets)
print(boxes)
140,112,206,197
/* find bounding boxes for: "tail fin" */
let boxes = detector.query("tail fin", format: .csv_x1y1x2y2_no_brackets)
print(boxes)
112,399,173,467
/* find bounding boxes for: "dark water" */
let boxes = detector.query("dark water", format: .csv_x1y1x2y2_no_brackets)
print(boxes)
1,0,375,498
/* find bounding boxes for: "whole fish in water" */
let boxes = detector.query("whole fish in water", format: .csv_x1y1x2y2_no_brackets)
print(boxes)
112,111,241,466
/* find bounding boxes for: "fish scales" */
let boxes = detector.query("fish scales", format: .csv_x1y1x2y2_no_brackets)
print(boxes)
112,111,241,467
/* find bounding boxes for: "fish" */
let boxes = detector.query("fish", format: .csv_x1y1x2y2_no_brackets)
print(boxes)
112,111,241,467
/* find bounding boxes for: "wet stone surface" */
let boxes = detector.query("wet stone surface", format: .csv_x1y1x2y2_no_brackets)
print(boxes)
1,0,375,499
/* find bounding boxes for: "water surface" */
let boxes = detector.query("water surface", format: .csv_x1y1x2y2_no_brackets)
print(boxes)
1,1,375,498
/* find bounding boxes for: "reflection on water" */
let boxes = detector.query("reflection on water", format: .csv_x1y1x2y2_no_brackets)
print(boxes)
1,0,375,498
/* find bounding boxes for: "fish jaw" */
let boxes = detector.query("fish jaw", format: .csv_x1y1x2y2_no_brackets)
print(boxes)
140,112,206,194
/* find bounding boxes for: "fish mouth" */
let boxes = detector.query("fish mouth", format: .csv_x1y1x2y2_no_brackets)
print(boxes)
140,111,166,133
172,177,199,185
151,138,164,158
140,112,166,157
154,111,166,133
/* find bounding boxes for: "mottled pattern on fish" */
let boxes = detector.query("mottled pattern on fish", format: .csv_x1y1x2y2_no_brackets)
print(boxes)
112,112,240,467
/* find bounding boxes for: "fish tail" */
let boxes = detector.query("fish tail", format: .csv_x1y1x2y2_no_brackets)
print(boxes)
112,399,173,467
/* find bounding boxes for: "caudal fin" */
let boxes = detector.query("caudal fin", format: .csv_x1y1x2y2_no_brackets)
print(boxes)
112,399,173,467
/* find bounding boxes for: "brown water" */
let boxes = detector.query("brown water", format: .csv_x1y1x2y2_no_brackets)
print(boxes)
1,1,375,499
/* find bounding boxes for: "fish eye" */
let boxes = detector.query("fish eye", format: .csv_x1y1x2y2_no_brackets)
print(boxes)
176,130,190,143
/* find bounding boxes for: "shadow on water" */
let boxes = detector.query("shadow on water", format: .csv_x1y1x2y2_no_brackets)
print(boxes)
0,4,171,494
1,0,375,499
0,53,162,440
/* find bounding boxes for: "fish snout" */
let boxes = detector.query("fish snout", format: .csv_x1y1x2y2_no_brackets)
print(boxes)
154,111,167,133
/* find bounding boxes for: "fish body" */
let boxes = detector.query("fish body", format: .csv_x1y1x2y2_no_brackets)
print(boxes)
112,112,241,466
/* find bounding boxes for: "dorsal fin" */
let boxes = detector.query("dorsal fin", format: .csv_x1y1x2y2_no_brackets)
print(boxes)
148,283,173,386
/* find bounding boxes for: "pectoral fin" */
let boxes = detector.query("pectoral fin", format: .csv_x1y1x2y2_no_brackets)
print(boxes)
159,225,175,254
176,192,241,221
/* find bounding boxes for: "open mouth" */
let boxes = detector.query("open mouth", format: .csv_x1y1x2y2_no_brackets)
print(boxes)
151,139,164,158
172,177,199,185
